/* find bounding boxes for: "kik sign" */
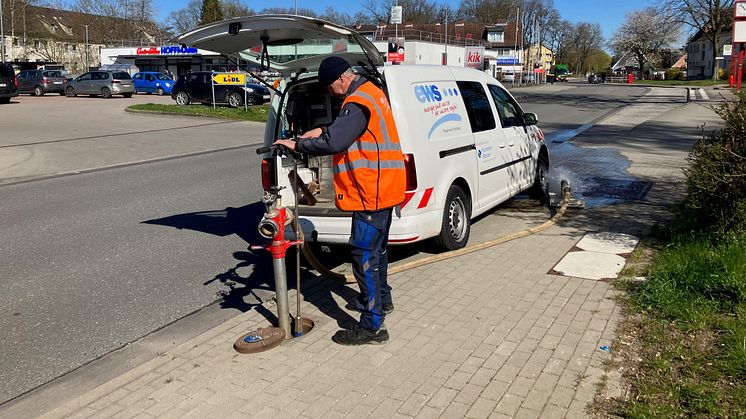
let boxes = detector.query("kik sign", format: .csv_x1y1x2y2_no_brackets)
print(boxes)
212,73,246,85
465,46,485,69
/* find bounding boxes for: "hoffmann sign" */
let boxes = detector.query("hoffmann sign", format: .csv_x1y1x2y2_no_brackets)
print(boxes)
465,47,485,69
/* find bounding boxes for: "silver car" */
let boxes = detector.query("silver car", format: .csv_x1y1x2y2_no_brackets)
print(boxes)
65,71,134,98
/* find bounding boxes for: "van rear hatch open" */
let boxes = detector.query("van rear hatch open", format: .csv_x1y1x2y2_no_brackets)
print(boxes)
174,15,383,75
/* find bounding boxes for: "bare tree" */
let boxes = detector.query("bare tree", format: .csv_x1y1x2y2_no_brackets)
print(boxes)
319,6,354,25
556,22,603,73
167,0,200,34
222,0,254,18
655,0,733,80
545,18,573,64
362,0,445,24
259,7,318,16
573,23,603,73
456,0,519,22
610,8,680,78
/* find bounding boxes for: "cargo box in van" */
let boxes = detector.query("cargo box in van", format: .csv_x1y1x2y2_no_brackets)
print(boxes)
176,15,549,250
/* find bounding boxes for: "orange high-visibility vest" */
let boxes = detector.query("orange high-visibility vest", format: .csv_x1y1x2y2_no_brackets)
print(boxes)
333,81,406,211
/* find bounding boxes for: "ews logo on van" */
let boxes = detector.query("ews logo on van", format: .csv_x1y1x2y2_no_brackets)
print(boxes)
414,85,442,103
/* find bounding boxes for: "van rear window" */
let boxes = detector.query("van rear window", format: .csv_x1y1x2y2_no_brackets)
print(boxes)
456,81,496,133
112,72,131,80
43,71,63,77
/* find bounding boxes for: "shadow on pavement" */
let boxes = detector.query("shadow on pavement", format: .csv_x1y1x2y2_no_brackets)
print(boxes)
141,202,361,329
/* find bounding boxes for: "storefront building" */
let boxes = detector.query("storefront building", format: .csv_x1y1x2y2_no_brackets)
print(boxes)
100,45,250,76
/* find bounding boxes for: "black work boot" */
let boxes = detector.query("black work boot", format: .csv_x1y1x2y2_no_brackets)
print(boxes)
332,325,389,345
345,297,395,314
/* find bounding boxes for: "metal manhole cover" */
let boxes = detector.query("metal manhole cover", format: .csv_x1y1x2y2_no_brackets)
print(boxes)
581,177,653,201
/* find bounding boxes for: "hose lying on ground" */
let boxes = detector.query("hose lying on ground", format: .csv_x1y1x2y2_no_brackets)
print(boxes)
294,182,573,284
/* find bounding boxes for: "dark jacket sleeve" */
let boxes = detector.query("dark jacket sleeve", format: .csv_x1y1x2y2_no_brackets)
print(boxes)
296,103,369,156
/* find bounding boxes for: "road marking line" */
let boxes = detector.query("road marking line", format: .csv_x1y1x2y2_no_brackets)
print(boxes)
699,88,709,101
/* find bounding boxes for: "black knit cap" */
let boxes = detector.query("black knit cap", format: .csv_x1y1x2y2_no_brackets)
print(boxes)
318,56,351,87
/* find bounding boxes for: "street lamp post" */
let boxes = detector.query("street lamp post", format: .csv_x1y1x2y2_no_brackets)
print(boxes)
83,24,89,71
1,0,6,63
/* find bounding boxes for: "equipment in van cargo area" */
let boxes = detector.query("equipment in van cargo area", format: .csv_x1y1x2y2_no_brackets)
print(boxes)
175,14,550,251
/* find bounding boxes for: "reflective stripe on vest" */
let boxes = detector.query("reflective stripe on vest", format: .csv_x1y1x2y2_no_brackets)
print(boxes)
334,158,406,174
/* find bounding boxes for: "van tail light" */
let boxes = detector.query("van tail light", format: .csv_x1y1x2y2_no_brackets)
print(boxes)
42,77,49,83
404,154,417,191
261,159,271,191
112,80,121,84
13,77,19,89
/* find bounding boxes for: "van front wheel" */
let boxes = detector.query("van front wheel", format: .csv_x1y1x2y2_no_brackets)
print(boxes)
433,185,471,251
528,152,549,200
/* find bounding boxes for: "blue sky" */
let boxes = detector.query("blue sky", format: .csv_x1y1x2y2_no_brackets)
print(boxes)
154,0,657,43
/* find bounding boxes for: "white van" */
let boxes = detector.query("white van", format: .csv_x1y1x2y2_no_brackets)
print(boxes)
177,15,549,250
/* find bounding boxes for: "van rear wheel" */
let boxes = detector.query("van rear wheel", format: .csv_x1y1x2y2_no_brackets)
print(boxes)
433,185,471,251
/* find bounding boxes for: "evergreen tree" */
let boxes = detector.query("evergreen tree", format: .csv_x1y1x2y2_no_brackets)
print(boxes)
199,0,224,25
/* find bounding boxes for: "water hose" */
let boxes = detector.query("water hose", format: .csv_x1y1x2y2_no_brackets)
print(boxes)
294,181,573,283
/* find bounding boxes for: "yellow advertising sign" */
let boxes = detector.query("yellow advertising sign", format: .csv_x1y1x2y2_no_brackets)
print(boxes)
212,73,246,85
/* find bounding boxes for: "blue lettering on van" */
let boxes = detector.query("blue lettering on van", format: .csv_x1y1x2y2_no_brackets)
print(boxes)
414,85,442,103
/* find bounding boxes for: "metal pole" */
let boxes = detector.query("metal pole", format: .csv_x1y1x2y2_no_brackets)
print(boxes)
1,0,6,63
294,0,297,15
293,157,302,337
395,0,398,39
272,257,291,338
443,9,447,65
84,25,89,71
513,7,519,85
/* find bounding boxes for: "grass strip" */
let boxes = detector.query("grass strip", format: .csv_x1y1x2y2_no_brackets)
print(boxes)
596,233,746,418
127,103,269,122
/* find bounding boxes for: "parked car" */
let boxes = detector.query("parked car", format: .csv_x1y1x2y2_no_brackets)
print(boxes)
522,73,542,83
65,71,135,98
132,71,174,95
0,63,19,104
17,69,68,95
588,73,602,84
171,72,271,107
501,72,515,82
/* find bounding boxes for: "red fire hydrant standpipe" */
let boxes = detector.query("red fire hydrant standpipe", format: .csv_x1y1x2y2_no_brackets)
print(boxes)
627,72,634,84
234,143,313,354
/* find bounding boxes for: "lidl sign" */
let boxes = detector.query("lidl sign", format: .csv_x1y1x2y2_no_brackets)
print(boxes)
212,73,246,85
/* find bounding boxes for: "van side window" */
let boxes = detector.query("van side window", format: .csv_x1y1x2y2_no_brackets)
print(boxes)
487,85,523,128
456,81,496,133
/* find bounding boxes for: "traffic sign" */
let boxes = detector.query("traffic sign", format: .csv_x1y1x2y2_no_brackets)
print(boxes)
213,73,246,85
390,6,402,24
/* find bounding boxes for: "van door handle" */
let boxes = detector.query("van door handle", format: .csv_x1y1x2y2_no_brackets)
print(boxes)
439,144,476,158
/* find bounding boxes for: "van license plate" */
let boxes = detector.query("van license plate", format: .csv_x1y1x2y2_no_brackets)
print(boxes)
53,81,62,84
263,95,270,99
0,83,6,87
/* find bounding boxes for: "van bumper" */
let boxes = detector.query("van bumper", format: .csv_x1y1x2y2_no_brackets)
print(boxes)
285,209,442,245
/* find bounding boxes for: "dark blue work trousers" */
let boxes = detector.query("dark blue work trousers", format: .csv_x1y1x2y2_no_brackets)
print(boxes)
349,208,393,331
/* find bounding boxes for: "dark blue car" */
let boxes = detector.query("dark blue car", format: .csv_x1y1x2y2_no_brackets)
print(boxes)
132,72,174,95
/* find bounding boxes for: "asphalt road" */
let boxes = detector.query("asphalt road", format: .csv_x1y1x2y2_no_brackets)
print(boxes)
0,82,675,405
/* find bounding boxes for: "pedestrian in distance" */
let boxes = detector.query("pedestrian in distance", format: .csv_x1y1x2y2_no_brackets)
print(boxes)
274,56,406,346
